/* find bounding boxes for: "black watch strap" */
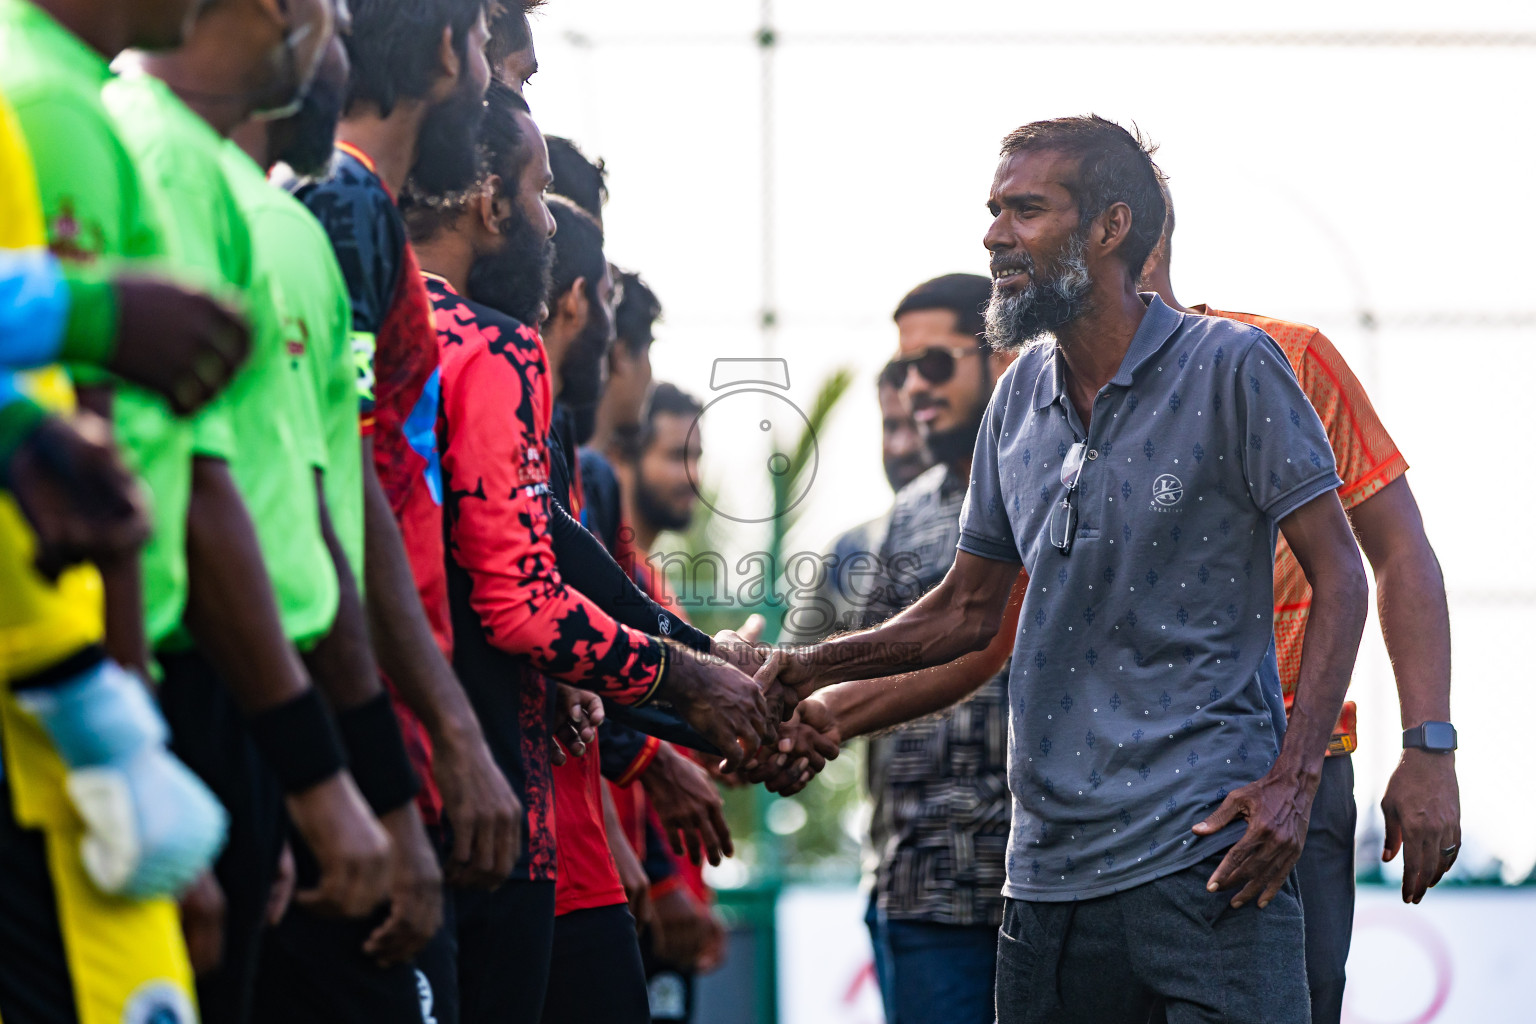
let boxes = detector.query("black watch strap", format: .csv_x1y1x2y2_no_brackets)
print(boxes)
1403,721,1457,753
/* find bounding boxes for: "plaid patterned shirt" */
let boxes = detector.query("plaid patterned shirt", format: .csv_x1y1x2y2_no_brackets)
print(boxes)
864,464,1011,927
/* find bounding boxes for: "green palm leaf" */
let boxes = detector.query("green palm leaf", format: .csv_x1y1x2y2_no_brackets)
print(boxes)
772,366,854,536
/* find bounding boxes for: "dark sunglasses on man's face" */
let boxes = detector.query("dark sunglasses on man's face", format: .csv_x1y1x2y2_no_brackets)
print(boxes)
879,344,980,390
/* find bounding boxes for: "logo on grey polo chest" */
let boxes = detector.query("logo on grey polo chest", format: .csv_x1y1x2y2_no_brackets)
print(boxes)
1150,473,1184,511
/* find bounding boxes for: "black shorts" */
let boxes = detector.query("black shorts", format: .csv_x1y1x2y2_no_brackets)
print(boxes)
249,833,428,1024
412,825,460,1024
541,904,648,1024
454,879,556,1024
159,649,287,1024
639,923,695,1022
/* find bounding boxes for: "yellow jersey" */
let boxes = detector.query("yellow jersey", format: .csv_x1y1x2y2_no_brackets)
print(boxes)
0,55,194,1022
0,87,104,687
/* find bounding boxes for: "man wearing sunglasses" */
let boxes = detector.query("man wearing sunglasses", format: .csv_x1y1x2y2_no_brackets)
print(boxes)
758,115,1369,1023
842,273,1014,1024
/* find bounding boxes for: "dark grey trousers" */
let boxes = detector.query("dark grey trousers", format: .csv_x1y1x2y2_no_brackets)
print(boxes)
1295,755,1356,1024
995,854,1309,1024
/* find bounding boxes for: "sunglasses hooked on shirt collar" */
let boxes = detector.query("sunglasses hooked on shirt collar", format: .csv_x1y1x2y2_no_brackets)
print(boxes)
1049,441,1088,556
879,344,982,390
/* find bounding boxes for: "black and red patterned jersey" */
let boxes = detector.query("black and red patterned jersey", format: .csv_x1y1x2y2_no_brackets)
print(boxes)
294,142,446,824
429,273,666,879
431,274,666,700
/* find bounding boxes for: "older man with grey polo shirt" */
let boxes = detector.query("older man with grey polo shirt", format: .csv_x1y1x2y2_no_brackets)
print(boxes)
760,115,1369,1023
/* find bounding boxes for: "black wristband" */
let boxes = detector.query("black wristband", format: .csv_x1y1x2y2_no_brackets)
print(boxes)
334,691,421,815
247,688,348,794
9,644,106,692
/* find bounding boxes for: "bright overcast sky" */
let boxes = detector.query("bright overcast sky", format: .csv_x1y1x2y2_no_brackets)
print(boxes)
522,0,1536,877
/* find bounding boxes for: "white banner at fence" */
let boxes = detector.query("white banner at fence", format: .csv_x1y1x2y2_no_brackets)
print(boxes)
777,885,1536,1024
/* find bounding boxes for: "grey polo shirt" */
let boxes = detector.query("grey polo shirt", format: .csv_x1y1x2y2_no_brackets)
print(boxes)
958,295,1341,903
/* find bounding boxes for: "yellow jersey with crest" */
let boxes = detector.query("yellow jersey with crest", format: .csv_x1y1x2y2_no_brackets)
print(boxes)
0,69,194,1024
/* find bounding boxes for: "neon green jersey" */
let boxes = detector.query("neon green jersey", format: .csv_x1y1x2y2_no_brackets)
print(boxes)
0,0,157,265
103,72,242,461
0,0,206,651
97,70,255,650
217,143,340,646
227,154,365,585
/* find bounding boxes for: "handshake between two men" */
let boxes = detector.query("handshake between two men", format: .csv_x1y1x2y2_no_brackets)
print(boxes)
719,548,1370,917
723,562,1029,798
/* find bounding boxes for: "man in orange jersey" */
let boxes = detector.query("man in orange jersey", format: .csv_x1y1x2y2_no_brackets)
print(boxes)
1140,195,1458,1024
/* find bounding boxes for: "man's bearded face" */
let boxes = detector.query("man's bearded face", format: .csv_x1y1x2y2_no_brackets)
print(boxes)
984,229,1093,352
466,201,554,329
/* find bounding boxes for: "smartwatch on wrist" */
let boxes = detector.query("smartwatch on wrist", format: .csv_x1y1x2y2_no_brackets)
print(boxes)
1403,721,1457,753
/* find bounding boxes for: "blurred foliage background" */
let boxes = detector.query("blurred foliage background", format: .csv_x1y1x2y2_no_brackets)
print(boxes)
655,369,867,885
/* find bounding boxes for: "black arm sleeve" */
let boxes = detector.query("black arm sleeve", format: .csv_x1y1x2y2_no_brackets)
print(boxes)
545,417,717,753
546,497,712,654
598,717,653,782
602,701,719,756
546,506,721,752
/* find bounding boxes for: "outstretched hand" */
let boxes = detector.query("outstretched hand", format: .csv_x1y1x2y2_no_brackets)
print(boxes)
750,647,804,729
659,642,775,771
714,614,769,673
741,698,841,796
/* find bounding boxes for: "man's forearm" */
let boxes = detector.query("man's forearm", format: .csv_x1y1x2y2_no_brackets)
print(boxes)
183,456,309,712
99,554,149,673
795,611,957,692
303,472,385,711
788,552,1020,694
821,569,1026,737
1348,479,1452,727
1365,525,1452,727
1351,481,1457,900
825,650,1000,740
78,384,150,673
360,452,479,742
1276,568,1369,774
547,496,711,654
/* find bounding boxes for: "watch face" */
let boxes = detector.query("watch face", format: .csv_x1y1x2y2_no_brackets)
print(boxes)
1422,722,1457,751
